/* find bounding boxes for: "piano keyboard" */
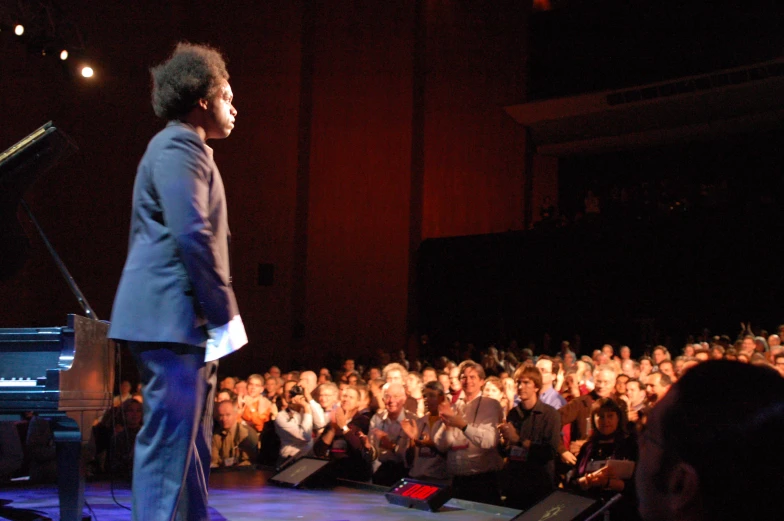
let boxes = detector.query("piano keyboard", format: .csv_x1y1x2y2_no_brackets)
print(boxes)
0,378,38,387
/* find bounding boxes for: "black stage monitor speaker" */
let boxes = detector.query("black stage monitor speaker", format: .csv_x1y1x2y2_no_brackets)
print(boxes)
511,490,600,521
268,457,332,488
384,478,452,512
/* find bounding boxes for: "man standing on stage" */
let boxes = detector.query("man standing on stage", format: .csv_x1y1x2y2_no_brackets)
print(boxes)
109,42,244,521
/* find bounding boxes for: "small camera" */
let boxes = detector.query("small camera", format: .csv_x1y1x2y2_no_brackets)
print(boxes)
288,385,305,399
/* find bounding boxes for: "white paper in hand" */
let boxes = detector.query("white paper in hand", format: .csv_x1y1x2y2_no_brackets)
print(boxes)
205,315,248,362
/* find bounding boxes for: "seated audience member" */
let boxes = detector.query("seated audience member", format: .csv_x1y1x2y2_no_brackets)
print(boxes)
569,397,638,520
366,366,382,381
368,378,386,414
220,376,237,391
615,373,630,397
383,362,418,414
263,376,280,402
773,352,784,377
434,360,504,505
644,372,671,408
657,360,677,382
113,380,133,406
499,366,561,510
110,398,144,477
639,356,654,380
313,385,375,482
536,356,567,410
422,367,438,384
481,377,510,418
559,365,619,465
211,400,258,469
318,368,332,384
298,371,327,433
636,361,784,521
401,381,449,484
316,382,340,419
241,374,275,434
370,382,416,485
622,378,647,424
405,371,425,417
447,366,465,405
274,381,313,465
652,346,669,367
233,379,247,401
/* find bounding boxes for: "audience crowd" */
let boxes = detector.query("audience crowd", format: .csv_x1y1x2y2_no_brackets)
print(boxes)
4,322,783,520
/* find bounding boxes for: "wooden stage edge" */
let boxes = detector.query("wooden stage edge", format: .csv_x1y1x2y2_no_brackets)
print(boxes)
0,467,522,521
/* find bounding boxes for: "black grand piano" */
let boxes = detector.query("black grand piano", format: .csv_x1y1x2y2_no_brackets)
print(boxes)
0,123,114,521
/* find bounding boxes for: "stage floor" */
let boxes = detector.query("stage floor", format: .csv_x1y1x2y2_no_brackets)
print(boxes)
0,468,522,521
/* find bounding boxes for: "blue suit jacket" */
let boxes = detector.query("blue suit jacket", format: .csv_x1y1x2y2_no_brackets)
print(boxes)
109,122,238,346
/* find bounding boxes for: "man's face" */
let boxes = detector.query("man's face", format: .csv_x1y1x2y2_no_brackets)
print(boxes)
423,389,442,415
204,81,236,140
626,381,645,407
405,374,421,395
298,371,317,393
564,353,575,367
449,368,462,392
247,378,263,398
615,376,628,396
234,381,247,397
535,359,555,388
653,349,666,365
217,402,238,431
636,388,679,521
220,377,236,390
460,367,484,398
383,386,407,416
422,368,437,384
369,367,381,380
659,362,676,380
386,370,404,385
269,366,281,378
265,378,278,396
344,359,355,372
741,338,756,354
620,346,631,360
318,388,337,410
774,356,784,377
120,381,131,395
215,391,231,403
340,388,359,414
640,359,653,373
516,376,539,402
645,374,669,403
602,345,614,358
593,370,616,398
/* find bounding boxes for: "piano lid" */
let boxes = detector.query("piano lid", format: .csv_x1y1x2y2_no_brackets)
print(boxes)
0,122,78,280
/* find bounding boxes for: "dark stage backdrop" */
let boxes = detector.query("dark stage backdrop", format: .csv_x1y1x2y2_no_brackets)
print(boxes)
0,0,531,377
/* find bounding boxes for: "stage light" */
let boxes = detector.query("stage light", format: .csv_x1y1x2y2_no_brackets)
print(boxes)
60,50,69,61
14,24,24,36
81,66,93,78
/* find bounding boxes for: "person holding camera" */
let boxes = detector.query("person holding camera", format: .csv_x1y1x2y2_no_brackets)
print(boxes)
274,381,314,466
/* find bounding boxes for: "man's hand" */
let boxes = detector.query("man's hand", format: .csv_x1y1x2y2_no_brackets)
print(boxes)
332,406,347,431
372,429,396,450
570,439,586,454
401,419,418,441
561,450,577,465
438,400,467,430
498,422,520,445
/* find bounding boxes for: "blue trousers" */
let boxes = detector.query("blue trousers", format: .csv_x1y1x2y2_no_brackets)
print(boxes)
129,342,218,521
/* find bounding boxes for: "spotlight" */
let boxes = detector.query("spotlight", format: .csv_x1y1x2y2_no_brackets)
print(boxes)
80,66,94,78
60,50,69,60
14,24,24,36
